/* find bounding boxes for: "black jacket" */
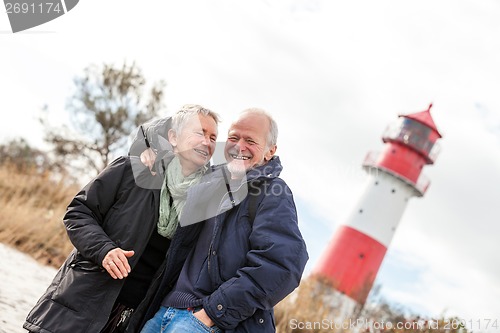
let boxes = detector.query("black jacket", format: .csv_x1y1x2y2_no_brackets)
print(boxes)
23,156,202,333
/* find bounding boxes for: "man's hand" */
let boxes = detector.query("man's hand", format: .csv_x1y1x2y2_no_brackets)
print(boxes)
140,148,157,175
193,309,215,328
102,248,135,279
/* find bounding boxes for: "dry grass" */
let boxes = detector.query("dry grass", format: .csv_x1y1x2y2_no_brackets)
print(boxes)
0,163,78,268
275,277,338,333
274,276,468,333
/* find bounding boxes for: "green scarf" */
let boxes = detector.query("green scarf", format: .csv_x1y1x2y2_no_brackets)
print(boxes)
157,156,206,239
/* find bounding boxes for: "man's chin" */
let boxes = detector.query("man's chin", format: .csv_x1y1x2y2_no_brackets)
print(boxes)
227,161,248,178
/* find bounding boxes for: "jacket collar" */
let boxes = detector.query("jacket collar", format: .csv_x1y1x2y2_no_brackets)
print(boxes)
211,155,283,184
179,156,283,227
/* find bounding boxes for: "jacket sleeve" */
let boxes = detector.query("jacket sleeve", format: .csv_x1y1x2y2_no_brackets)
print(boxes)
63,156,129,266
203,179,309,329
128,117,172,157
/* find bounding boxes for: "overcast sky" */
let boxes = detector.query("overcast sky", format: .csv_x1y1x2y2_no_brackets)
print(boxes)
2,0,500,328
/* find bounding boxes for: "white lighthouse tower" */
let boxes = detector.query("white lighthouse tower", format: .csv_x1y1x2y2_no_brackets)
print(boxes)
312,104,442,312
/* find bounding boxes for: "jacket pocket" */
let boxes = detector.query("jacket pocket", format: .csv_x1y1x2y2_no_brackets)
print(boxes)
194,256,216,293
51,263,110,312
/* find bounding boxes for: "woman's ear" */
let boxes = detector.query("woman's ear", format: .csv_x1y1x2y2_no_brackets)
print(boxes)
168,129,177,147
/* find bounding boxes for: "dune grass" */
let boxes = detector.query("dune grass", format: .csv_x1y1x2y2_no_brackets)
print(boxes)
0,163,78,267
274,276,468,333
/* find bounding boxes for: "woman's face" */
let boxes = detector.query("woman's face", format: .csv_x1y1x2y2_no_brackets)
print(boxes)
169,114,218,175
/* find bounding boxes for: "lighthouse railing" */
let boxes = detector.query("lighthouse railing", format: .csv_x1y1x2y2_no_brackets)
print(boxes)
362,151,430,196
428,141,441,162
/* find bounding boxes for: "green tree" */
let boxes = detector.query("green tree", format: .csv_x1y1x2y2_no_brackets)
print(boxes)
42,61,166,174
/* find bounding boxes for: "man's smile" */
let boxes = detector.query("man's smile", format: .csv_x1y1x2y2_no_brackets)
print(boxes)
229,153,251,160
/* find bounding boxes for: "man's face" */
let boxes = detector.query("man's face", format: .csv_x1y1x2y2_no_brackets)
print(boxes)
169,114,218,174
224,113,276,177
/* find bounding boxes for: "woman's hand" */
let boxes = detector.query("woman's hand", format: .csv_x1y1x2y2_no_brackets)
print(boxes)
102,248,135,279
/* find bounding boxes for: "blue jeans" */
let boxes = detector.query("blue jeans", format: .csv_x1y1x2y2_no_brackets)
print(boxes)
141,306,222,333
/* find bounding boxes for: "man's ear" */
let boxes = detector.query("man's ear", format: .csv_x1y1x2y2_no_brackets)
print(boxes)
264,144,277,161
168,129,177,147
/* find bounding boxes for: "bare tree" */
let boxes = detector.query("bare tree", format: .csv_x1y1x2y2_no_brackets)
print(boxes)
0,138,56,173
42,61,165,175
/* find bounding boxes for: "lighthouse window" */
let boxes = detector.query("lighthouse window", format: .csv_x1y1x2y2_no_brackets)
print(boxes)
399,118,433,153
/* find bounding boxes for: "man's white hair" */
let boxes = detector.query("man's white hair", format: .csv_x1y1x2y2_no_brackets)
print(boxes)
238,108,278,147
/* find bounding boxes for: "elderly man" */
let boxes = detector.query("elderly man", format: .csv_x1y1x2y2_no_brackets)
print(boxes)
140,108,309,333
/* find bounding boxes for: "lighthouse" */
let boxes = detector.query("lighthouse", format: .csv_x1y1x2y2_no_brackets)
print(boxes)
312,104,442,312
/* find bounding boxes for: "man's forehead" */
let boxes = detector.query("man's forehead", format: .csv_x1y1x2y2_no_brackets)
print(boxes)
229,114,269,133
228,124,263,137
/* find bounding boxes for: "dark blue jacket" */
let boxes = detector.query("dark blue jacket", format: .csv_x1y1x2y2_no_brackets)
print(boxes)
178,156,309,332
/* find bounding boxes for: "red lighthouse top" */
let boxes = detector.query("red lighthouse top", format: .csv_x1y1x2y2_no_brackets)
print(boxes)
382,103,442,164
363,104,442,196
403,103,442,137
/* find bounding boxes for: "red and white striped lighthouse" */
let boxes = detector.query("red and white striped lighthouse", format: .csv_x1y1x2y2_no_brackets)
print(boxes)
312,104,442,312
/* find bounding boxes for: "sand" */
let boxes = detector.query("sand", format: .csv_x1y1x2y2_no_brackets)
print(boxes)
0,243,57,333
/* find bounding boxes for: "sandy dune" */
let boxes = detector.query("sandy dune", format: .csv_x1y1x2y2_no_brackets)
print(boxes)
0,243,57,333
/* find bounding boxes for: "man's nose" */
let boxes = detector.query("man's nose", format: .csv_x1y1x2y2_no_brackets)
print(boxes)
234,139,248,151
